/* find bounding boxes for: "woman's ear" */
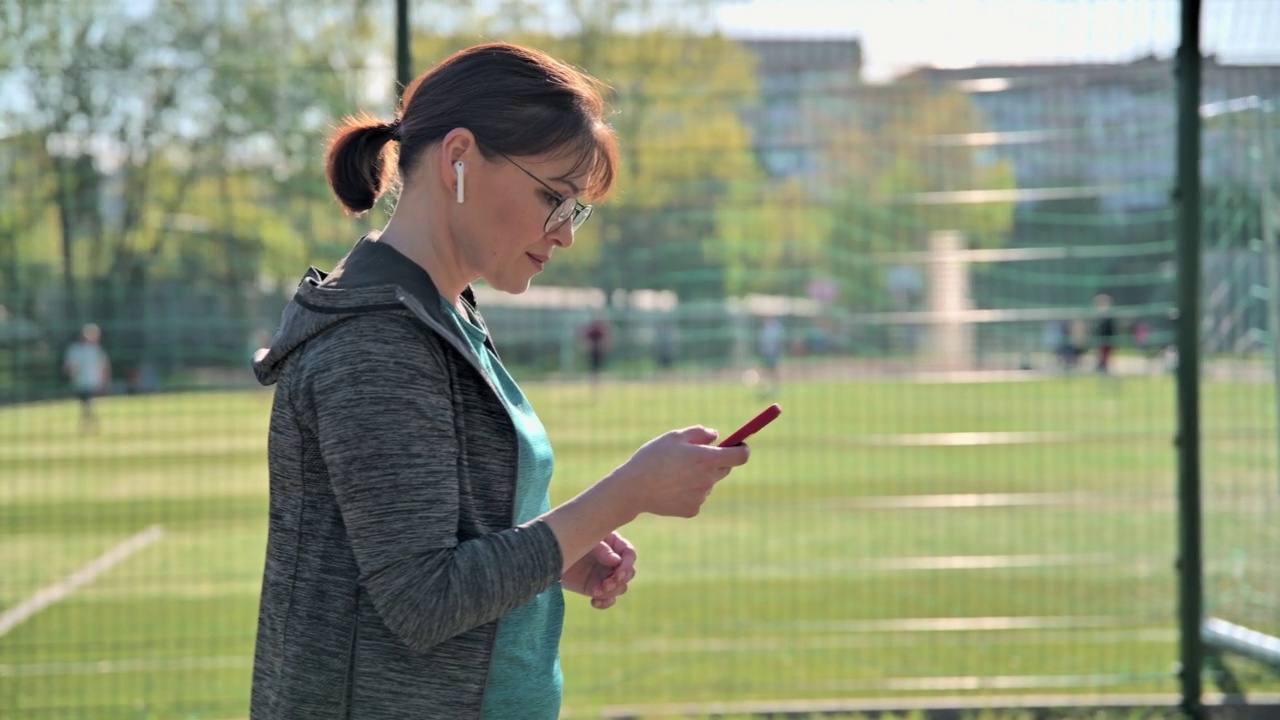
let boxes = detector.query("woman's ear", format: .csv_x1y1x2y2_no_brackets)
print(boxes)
439,128,476,204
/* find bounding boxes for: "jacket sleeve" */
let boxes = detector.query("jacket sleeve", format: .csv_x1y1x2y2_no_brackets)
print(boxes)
294,313,564,653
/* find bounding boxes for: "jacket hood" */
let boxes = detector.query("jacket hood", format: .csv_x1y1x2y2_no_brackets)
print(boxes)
252,235,477,386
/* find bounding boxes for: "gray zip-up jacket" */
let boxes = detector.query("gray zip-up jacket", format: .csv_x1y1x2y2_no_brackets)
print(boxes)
250,237,564,719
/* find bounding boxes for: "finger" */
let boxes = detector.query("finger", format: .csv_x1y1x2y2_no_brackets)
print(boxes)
677,426,719,445
710,442,750,467
590,565,619,596
606,531,635,555
598,573,618,594
592,540,622,567
592,596,617,610
594,579,630,601
599,565,634,592
609,535,637,571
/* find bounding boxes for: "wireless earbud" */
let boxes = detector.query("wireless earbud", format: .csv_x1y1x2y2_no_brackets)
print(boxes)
454,161,465,204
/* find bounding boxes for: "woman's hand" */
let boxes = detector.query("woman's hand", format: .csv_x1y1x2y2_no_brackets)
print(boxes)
610,427,750,519
562,532,636,610
540,427,749,579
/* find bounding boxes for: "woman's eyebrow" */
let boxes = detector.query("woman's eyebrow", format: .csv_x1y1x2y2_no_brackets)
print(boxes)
550,176,581,195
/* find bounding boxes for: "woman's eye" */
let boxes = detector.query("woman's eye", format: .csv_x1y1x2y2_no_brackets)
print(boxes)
542,191,563,208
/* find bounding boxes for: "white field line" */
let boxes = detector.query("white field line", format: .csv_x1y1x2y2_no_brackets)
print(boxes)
807,552,1116,571
836,491,1155,509
0,654,249,678
8,551,1146,603
591,688,1200,720
848,431,1086,447
0,525,164,638
776,614,1133,633
70,579,262,601
5,437,262,462
814,673,1144,692
563,627,1176,655
640,552,1137,584
2,628,1178,677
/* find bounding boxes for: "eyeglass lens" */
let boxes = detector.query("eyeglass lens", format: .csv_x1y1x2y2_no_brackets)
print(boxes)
545,197,592,233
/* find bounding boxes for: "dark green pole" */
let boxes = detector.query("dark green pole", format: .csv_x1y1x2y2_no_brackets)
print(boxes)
395,0,411,100
1175,0,1204,717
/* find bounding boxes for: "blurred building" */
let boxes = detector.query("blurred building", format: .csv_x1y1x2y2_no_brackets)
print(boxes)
738,38,865,180
898,55,1280,212
735,42,1278,213
730,42,1280,359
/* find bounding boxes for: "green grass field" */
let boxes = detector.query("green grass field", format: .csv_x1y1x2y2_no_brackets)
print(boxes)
2,374,1278,719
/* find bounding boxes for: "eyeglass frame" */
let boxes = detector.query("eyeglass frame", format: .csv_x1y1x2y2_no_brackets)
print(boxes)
492,150,593,234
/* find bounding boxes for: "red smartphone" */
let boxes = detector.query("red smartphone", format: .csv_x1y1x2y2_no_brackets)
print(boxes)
717,403,782,447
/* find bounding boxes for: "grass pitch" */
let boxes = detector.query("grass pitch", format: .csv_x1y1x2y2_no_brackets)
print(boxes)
1,374,1277,718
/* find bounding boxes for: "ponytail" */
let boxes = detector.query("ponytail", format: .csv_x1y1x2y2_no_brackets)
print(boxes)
325,113,399,215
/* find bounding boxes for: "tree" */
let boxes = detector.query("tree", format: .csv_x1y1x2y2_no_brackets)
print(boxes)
818,83,1018,311
577,31,765,302
873,85,1017,247
2,0,381,374
5,0,224,323
409,6,772,304
0,131,58,319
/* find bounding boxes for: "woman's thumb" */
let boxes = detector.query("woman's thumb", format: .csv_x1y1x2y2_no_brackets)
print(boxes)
679,426,720,445
592,540,622,566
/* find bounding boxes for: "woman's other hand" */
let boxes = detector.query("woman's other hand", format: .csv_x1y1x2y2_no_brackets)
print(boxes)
562,532,636,610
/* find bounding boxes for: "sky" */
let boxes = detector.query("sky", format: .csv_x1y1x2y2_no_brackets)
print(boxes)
711,0,1280,82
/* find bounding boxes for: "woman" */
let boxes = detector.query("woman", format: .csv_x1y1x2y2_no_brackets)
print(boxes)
250,42,751,719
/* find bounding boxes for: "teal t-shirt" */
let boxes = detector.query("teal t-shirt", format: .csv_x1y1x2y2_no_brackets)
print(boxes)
443,299,564,720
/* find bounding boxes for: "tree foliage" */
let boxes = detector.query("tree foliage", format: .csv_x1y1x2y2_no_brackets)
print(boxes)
411,13,767,303
816,82,1018,310
2,1,373,317
1,0,1022,377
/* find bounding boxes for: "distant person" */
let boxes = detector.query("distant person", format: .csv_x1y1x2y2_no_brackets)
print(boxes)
758,316,785,396
582,312,611,387
1093,293,1117,375
63,323,110,431
1045,320,1071,371
1133,320,1158,374
247,43,752,720
1070,319,1089,367
1053,319,1083,371
1163,309,1180,374
654,320,678,376
127,362,160,395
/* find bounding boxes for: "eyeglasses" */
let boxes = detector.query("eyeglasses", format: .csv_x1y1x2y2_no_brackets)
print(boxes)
495,151,593,234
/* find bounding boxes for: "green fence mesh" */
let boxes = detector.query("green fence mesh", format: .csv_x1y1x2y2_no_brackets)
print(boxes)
2,1,1279,718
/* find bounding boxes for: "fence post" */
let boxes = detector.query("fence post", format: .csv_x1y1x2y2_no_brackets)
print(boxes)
395,0,411,99
1175,0,1205,717
923,230,973,370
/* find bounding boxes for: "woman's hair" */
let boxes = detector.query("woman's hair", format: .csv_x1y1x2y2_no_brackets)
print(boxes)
326,42,619,215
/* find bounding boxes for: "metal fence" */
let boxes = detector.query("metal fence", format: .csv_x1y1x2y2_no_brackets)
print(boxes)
2,1,1279,718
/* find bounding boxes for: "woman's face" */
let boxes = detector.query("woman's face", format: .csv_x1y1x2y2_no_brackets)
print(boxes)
455,147,589,295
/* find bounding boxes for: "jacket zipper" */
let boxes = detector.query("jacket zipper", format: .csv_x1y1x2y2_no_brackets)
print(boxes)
342,596,359,718
395,289,519,717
